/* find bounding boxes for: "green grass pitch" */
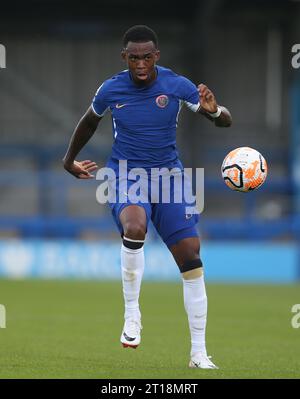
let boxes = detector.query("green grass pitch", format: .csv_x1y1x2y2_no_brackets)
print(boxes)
0,279,300,379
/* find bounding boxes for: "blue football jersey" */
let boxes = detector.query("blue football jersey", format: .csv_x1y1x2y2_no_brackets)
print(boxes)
92,65,200,170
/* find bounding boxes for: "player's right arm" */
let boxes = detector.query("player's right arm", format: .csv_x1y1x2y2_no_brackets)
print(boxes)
62,106,101,179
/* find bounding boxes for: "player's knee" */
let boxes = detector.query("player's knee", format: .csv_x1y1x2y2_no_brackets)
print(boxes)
123,222,146,248
123,221,146,239
180,258,203,279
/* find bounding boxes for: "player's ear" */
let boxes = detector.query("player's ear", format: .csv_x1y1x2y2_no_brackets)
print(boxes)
155,50,160,62
121,49,127,62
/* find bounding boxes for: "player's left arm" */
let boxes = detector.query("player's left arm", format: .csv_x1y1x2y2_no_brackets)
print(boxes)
197,83,232,127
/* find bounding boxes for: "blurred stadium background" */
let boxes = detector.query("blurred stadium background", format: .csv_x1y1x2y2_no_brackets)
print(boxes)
0,0,300,282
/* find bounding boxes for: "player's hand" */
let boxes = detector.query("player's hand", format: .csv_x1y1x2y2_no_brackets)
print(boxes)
63,160,98,179
198,83,218,114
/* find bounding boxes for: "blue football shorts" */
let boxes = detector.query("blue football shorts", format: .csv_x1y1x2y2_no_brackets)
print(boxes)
107,168,200,247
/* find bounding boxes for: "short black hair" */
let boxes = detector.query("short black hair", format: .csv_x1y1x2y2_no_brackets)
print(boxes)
123,25,158,49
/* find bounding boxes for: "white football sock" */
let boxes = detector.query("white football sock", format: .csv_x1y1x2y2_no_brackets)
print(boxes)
183,275,208,356
121,244,144,321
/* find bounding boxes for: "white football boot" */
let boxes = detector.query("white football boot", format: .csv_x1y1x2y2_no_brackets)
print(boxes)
189,353,219,369
120,318,142,349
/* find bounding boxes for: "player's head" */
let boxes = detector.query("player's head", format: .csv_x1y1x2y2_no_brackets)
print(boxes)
122,25,160,85
122,25,158,49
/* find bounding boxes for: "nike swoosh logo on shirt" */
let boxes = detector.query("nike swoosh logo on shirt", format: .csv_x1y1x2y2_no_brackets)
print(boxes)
116,103,127,109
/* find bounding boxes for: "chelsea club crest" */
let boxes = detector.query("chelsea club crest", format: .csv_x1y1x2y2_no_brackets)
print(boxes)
156,95,169,108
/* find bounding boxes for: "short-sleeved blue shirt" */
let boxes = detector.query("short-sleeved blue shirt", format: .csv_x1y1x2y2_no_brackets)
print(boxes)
92,65,199,170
